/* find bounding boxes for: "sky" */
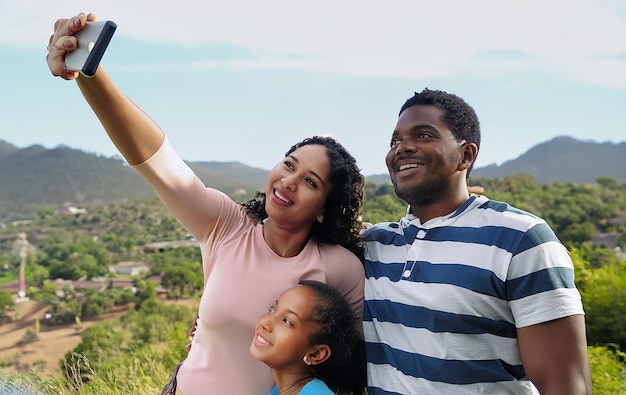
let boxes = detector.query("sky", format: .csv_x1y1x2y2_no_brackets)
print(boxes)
1,0,625,176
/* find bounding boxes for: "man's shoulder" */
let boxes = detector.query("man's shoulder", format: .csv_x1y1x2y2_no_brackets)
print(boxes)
474,196,544,224
361,221,402,242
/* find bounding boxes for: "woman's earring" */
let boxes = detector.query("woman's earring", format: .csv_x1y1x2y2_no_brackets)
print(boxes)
317,214,324,223
303,355,312,365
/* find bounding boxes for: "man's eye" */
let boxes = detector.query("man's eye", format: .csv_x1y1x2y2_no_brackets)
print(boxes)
390,139,401,148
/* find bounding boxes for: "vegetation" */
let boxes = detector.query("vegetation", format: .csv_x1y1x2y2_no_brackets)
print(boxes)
1,174,626,393
470,174,626,249
362,182,406,224
588,346,626,395
0,290,14,316
0,300,194,395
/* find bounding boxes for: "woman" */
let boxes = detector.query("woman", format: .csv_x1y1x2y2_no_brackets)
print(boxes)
47,13,365,395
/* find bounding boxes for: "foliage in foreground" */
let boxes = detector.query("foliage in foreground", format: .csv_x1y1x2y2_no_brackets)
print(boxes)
2,345,625,395
2,292,626,395
0,353,171,395
1,298,195,395
587,345,626,395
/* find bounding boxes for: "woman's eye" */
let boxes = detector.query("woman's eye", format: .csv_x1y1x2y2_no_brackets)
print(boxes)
268,305,276,313
282,317,293,326
284,161,294,169
305,178,317,188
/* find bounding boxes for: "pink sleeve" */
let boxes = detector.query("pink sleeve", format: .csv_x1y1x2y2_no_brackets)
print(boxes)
132,138,236,242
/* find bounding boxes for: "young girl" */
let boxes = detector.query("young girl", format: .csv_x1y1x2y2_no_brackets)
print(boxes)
251,280,362,395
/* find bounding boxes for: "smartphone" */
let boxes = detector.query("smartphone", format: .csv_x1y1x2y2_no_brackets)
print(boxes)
65,20,117,77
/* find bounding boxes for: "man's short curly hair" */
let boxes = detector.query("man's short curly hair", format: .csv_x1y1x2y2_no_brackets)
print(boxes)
242,136,365,262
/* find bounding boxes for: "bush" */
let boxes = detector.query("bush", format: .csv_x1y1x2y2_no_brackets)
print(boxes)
17,329,39,346
588,345,626,395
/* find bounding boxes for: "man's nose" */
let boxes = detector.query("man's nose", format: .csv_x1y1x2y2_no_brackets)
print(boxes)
394,137,417,155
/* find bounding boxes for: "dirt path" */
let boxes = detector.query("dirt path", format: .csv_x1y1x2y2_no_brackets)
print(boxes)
0,300,127,378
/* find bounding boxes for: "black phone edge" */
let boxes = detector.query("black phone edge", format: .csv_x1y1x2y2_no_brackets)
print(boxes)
82,21,118,77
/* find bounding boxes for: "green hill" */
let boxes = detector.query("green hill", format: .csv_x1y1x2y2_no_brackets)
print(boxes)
1,135,625,222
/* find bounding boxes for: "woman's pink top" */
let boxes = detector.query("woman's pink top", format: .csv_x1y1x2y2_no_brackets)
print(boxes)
133,139,365,395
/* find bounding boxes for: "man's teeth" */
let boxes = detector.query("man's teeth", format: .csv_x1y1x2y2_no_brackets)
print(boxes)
257,335,271,346
274,190,293,204
399,163,423,171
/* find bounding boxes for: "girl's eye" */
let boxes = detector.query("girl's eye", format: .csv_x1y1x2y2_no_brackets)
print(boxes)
282,317,293,326
305,178,317,188
268,305,276,313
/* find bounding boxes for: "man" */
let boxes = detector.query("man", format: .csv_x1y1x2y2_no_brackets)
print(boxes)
362,89,592,394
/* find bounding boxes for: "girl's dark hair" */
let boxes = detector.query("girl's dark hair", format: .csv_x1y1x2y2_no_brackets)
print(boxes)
242,136,365,261
298,280,366,394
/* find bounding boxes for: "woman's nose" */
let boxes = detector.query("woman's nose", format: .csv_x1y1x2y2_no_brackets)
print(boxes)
281,175,296,191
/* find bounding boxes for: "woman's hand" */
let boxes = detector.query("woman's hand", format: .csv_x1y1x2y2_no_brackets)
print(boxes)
46,12,96,80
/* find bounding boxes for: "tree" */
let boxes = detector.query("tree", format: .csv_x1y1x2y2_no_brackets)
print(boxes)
581,259,626,350
579,242,620,269
588,345,626,395
0,290,14,315
26,264,50,287
596,176,618,189
134,279,157,309
34,282,60,303
560,221,596,244
363,194,406,224
161,265,202,298
82,291,114,317
48,259,86,280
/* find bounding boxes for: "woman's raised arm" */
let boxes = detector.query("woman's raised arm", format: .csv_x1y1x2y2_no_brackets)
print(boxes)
47,13,164,165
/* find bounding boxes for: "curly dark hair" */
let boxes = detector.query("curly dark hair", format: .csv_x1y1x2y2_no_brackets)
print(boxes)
400,88,481,174
298,280,364,393
242,136,365,261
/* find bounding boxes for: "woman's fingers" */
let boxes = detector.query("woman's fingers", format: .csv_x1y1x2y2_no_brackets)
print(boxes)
46,13,96,80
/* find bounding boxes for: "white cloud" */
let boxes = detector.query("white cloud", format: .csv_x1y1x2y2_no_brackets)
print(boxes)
4,0,626,85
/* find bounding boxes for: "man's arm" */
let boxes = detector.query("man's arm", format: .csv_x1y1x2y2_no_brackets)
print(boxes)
517,314,592,395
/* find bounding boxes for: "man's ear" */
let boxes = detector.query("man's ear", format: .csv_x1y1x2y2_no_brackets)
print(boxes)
458,142,478,172
306,344,331,366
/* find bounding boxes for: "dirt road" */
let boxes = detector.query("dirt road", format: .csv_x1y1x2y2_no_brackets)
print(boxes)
0,300,125,378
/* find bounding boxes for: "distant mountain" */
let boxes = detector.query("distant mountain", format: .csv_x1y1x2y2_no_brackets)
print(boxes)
1,136,624,221
471,136,626,184
365,173,392,185
365,136,626,185
189,161,268,195
0,144,150,222
0,141,267,222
